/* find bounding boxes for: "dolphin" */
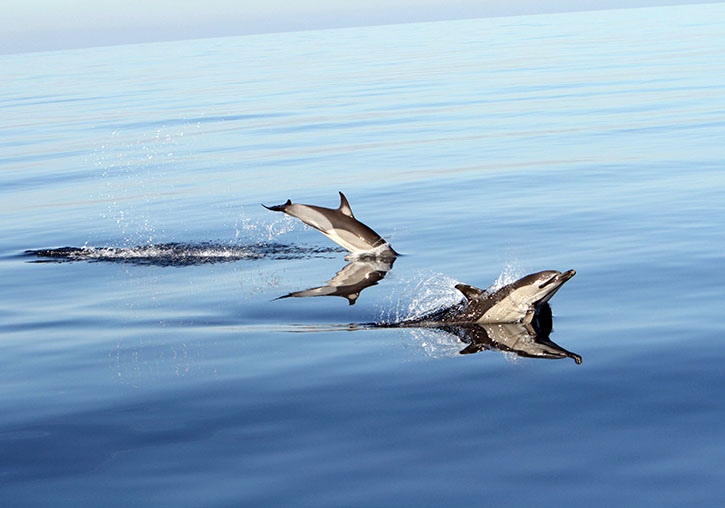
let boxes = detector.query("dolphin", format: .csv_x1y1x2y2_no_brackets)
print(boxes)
263,192,397,257
366,270,579,362
403,270,576,325
357,298,580,363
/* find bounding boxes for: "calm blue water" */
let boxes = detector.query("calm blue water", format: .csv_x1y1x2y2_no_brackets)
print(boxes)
2,4,725,506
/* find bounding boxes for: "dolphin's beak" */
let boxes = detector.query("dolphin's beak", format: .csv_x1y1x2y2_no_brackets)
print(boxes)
539,269,576,289
561,269,576,281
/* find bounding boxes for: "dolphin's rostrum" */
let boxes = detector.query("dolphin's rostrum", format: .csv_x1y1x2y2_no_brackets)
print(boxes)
263,192,397,257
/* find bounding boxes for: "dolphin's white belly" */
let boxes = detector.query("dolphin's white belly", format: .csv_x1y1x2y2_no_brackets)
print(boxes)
285,205,374,253
476,287,534,323
322,229,375,253
477,306,528,324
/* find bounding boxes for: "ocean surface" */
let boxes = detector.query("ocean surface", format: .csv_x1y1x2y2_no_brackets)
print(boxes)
2,4,725,506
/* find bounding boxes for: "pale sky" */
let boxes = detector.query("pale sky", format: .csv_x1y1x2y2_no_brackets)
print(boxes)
1,0,721,55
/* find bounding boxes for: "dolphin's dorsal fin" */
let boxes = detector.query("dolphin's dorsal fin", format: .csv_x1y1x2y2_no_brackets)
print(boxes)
455,283,485,301
338,192,355,218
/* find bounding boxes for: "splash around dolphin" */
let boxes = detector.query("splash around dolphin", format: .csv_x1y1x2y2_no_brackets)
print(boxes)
400,269,576,325
263,192,397,258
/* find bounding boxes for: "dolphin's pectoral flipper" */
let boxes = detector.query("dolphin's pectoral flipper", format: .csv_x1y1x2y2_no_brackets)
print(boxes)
455,284,485,301
459,342,487,355
338,192,355,219
262,199,292,212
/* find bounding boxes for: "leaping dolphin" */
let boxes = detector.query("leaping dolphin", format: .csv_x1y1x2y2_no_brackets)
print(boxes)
402,270,576,325
263,192,397,257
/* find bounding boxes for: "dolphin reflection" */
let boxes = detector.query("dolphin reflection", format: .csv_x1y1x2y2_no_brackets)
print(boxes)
433,304,581,363
277,257,396,305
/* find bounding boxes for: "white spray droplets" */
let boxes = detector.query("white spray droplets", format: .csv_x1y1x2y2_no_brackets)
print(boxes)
233,209,299,245
375,271,462,325
92,123,200,246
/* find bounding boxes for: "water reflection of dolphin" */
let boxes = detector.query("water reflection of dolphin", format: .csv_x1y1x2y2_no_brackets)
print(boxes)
277,257,395,305
406,270,576,325
440,304,582,363
263,192,397,257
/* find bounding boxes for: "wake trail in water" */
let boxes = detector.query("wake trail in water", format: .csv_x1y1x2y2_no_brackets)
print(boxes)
25,242,345,266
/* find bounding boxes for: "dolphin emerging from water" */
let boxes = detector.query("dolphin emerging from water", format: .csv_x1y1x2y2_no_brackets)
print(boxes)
401,270,576,325
370,269,579,362
263,192,397,257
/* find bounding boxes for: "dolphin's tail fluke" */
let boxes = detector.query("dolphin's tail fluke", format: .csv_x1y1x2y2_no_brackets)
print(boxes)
262,199,291,212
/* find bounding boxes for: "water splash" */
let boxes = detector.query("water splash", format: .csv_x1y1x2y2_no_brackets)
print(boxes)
378,262,527,358
92,124,200,246
403,327,464,359
490,260,524,290
234,209,299,244
378,264,525,326
376,271,463,325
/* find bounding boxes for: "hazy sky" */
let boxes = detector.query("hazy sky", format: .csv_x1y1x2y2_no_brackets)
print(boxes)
1,0,721,54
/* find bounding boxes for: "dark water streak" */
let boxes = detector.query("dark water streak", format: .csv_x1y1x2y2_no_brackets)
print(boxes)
25,242,345,266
